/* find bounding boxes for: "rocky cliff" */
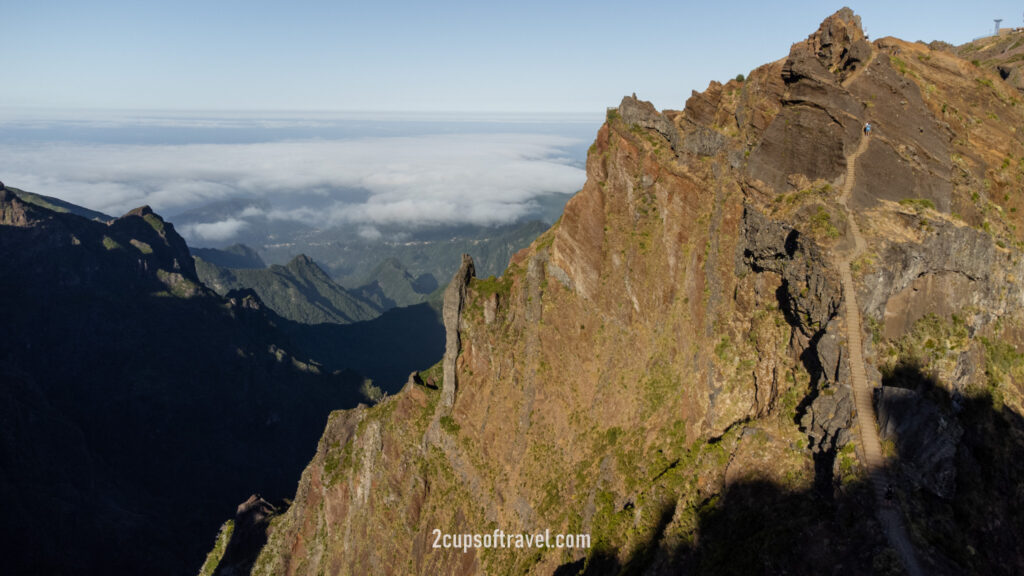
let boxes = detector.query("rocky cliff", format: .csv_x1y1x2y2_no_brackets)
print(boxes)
0,187,375,576
207,9,1024,575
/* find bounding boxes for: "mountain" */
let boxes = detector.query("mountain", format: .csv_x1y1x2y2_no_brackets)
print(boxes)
955,29,1024,94
280,301,445,392
353,257,440,309
0,186,373,576
206,10,1024,575
192,243,266,269
193,253,443,390
196,253,381,325
317,220,555,290
4,185,114,222
185,217,551,311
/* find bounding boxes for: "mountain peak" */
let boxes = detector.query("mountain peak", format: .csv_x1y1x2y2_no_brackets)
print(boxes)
783,7,871,85
284,254,332,280
126,205,155,217
289,253,316,267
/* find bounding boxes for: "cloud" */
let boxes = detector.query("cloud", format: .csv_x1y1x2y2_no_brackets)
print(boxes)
358,226,383,241
0,132,587,233
179,218,249,242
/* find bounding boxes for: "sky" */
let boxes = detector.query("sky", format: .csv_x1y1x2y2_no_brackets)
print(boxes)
3,0,1023,113
3,1,1023,246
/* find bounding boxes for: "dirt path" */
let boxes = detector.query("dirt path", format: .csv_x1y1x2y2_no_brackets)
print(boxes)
835,134,924,576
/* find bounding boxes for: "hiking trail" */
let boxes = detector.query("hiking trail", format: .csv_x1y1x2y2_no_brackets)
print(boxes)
835,130,925,576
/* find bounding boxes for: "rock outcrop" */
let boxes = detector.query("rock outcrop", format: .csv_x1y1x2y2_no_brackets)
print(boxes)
877,386,963,499
213,9,1024,576
441,254,475,408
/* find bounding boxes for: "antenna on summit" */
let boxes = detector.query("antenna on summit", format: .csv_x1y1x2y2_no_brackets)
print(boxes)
995,18,1003,36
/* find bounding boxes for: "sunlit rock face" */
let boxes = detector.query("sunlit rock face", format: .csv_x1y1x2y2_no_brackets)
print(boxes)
217,10,1024,576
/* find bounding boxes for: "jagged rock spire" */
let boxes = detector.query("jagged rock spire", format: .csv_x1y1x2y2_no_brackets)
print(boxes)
783,7,872,85
441,253,475,408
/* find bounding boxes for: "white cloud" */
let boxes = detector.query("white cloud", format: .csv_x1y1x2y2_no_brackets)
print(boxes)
358,226,383,241
179,218,249,242
0,133,586,230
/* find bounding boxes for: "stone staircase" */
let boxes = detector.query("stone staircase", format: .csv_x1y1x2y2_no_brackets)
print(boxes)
836,134,924,576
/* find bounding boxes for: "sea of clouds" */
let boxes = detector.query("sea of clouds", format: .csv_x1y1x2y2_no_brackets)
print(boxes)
0,112,592,243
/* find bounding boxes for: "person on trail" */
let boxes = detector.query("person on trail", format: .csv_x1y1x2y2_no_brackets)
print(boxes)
864,122,873,135
885,483,895,501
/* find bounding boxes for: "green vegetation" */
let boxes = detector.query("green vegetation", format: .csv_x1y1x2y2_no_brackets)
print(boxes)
439,415,460,434
734,73,746,83
881,437,897,459
15,192,66,213
811,206,840,238
866,315,884,345
419,359,444,388
850,252,876,278
102,236,123,251
8,187,111,221
773,181,832,206
143,213,165,235
836,442,860,484
891,55,910,75
898,197,936,212
906,313,968,362
130,239,153,254
590,489,631,555
472,274,512,299
197,519,234,576
881,313,970,392
714,336,732,362
980,336,1024,411
641,361,680,416
777,370,809,422
534,227,557,252
323,438,355,487
155,269,200,298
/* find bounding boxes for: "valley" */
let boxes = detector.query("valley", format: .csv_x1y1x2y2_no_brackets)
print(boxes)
4,6,1024,576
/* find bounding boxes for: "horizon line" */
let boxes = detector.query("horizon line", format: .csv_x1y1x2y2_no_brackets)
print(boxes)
0,106,609,119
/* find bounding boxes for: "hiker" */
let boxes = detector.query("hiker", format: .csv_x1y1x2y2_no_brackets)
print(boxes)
885,483,895,501
864,122,873,135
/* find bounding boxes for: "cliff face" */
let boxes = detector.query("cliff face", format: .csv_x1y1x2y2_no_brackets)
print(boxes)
0,186,372,576
224,10,1024,575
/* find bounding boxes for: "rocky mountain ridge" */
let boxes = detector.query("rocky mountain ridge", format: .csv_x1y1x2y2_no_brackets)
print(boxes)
209,9,1024,574
196,252,382,325
0,185,379,575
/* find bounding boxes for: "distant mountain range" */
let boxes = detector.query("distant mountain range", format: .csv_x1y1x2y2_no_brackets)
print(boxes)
0,185,389,575
192,243,266,269
195,252,382,325
191,244,447,389
174,191,564,308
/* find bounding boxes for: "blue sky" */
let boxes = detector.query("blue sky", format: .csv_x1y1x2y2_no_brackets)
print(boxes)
3,1,1022,113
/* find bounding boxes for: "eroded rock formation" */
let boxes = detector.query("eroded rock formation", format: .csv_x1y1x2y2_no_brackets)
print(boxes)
206,9,1024,575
